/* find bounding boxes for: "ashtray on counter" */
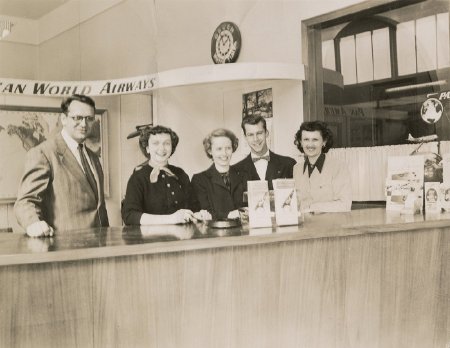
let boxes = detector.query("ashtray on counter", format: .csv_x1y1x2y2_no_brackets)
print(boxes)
206,218,241,229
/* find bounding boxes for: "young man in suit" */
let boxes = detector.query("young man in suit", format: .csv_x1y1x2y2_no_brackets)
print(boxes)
233,115,296,190
15,94,109,237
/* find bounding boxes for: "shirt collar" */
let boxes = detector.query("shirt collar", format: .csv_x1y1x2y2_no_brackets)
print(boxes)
61,128,83,152
303,153,326,175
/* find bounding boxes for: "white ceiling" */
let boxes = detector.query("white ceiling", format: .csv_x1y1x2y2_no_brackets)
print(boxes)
0,0,69,19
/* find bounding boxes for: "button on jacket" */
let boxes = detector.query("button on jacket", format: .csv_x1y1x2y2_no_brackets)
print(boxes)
122,164,199,225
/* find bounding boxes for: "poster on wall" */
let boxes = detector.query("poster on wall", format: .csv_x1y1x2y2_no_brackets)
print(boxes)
242,88,273,151
242,88,273,119
0,106,108,201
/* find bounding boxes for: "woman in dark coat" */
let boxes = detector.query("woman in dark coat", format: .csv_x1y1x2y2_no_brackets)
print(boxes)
122,125,199,225
192,128,246,220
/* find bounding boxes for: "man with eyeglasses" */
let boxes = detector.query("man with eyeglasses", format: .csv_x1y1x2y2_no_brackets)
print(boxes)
15,94,109,237
234,115,296,190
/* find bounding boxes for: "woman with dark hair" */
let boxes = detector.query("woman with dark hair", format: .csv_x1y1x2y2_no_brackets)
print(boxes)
122,125,199,225
192,128,246,220
293,121,352,212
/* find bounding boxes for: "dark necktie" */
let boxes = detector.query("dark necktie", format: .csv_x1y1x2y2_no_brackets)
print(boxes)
221,172,231,191
78,143,98,202
252,155,270,163
307,162,315,177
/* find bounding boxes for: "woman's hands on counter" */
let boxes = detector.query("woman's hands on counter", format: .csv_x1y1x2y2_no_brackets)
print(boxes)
227,209,240,219
193,210,212,222
171,209,197,224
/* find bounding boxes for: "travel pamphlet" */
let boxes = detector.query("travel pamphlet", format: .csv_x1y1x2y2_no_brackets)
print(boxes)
424,182,441,214
386,155,424,214
272,179,299,226
247,180,272,228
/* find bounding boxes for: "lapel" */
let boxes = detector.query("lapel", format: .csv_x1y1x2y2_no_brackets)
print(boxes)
206,165,229,190
55,133,98,202
244,154,260,180
229,167,242,195
265,150,280,180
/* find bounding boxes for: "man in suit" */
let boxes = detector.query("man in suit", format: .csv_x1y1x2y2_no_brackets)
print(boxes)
15,94,109,237
234,115,296,190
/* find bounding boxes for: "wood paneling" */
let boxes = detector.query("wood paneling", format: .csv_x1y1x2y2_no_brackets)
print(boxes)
0,261,93,348
0,213,448,347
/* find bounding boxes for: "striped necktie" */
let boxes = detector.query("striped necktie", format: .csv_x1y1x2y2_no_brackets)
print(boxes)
78,143,98,202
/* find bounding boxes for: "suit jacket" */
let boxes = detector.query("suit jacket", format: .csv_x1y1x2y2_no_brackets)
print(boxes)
121,163,199,225
191,165,246,219
233,150,297,190
14,133,109,232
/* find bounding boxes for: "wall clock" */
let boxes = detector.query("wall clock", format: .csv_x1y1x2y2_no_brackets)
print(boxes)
211,22,241,64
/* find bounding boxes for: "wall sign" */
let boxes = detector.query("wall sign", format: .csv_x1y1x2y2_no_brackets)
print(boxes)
211,22,241,64
0,75,157,97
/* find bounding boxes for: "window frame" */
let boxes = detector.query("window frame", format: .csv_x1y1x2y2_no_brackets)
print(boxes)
301,0,429,123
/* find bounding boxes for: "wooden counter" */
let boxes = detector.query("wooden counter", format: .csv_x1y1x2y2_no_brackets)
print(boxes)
0,208,448,348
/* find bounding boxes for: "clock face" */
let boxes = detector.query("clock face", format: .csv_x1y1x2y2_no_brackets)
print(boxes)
211,22,241,64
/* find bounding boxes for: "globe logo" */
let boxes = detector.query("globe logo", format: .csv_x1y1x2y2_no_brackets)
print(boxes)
421,98,443,124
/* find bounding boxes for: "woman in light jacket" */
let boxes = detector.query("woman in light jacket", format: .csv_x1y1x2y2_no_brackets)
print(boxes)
293,121,352,213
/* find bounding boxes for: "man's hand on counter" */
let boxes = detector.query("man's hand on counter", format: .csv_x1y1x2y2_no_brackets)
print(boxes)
26,221,54,238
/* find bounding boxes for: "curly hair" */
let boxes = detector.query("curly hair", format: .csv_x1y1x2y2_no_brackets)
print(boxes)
294,121,334,153
138,125,179,159
202,128,239,159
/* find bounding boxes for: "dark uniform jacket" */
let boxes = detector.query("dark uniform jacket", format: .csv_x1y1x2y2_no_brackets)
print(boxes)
191,164,246,219
121,163,199,225
233,150,296,190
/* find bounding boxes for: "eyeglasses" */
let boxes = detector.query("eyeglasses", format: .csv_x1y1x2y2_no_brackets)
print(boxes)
68,115,96,123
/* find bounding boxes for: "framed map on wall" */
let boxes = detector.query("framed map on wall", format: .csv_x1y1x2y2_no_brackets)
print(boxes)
0,105,109,202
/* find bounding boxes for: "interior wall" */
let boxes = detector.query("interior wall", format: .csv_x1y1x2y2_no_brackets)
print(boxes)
0,0,367,230
0,0,157,230
153,1,307,175
153,0,363,175
0,95,60,232
160,80,304,177
120,94,153,198
154,84,225,174
34,0,158,227
153,0,363,71
37,0,157,80
0,42,37,79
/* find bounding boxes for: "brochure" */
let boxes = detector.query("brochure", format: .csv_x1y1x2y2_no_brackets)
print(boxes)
385,155,424,214
385,179,423,214
439,183,450,212
272,179,298,226
424,182,441,214
247,180,272,228
387,155,424,183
